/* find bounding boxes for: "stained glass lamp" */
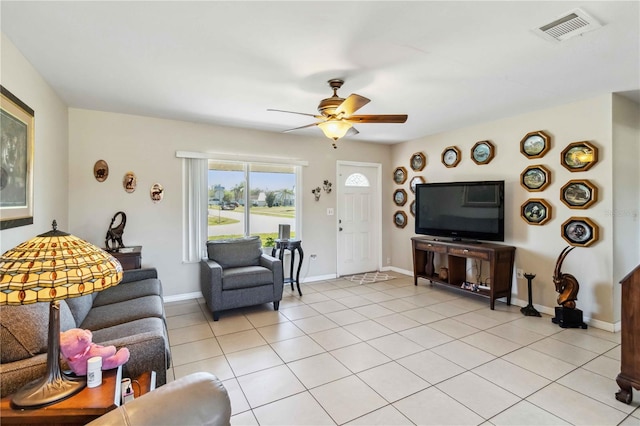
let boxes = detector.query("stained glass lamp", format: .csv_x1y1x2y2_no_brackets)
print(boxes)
0,220,123,408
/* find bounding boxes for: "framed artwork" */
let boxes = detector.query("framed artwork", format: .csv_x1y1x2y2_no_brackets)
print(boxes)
521,198,552,225
94,160,109,182
410,200,416,217
393,166,407,185
410,152,426,171
394,211,407,228
520,130,550,159
520,165,551,192
561,141,598,172
441,146,461,168
560,179,597,209
463,184,500,207
393,189,407,206
1,86,35,230
471,140,495,165
410,176,425,193
562,217,599,247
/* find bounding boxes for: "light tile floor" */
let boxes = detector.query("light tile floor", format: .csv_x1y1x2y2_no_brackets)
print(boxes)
164,274,640,425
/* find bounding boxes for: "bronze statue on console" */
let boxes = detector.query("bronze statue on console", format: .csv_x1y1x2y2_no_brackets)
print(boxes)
551,246,587,329
105,211,126,252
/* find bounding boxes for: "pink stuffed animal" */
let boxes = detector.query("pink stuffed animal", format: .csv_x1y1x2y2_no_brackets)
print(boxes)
60,328,130,376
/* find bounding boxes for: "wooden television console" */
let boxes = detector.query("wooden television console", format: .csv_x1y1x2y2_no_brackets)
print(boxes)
411,236,516,309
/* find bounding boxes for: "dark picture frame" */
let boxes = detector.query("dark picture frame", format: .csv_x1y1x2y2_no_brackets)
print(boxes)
410,152,426,171
520,130,550,159
560,179,597,209
393,166,407,185
521,198,552,225
561,141,598,172
520,165,551,192
394,210,407,228
562,217,599,247
1,86,35,230
393,189,407,206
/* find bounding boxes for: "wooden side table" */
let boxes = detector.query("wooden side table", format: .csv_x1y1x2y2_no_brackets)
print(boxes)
0,366,155,425
272,239,303,296
106,246,142,270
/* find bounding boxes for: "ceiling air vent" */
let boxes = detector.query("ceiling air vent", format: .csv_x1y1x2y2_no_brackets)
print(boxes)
533,8,602,43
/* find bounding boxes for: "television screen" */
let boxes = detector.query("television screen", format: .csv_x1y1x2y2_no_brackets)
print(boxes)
415,180,505,242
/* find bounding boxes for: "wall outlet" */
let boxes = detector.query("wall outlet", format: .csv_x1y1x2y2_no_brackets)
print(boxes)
516,269,524,279
327,208,334,216
310,254,317,260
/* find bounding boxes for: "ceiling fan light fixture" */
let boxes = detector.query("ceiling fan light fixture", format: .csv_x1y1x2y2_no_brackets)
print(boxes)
318,120,352,141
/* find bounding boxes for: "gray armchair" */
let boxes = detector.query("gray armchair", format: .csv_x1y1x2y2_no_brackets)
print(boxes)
200,236,284,321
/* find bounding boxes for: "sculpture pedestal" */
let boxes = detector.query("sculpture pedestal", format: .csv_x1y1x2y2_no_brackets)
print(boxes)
552,306,587,329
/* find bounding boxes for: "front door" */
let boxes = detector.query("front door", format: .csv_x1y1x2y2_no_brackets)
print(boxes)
336,162,381,276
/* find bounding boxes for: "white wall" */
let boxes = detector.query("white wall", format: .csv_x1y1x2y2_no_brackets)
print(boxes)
0,33,69,253
612,94,640,323
68,109,393,297
390,95,628,328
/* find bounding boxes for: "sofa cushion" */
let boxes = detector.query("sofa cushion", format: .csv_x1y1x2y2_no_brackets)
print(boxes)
92,278,162,307
0,302,75,363
64,294,94,326
222,266,275,290
80,295,165,331
206,236,262,269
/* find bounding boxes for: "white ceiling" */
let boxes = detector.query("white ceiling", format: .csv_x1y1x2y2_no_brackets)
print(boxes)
2,1,639,144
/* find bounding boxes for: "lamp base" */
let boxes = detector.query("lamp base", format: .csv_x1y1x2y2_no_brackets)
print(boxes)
11,374,86,409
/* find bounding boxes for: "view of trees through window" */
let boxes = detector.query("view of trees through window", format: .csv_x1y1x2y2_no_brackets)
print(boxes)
207,161,297,248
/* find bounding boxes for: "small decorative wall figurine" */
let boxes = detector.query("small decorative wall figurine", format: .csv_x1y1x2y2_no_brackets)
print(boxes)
123,171,137,193
93,160,109,182
323,180,332,194
105,211,127,252
312,187,321,201
150,183,164,203
551,246,587,328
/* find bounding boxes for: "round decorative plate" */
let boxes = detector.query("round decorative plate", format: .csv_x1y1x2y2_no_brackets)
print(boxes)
441,146,461,168
471,140,495,165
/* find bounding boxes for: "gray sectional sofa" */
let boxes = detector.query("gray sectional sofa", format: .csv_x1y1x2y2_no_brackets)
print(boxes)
0,268,171,398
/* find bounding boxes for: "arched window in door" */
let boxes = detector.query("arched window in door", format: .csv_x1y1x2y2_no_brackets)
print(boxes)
345,173,370,187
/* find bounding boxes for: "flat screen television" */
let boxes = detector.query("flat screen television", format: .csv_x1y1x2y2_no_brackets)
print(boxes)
415,180,505,242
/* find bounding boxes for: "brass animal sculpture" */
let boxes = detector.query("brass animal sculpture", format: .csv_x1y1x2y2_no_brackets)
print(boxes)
553,246,580,309
105,211,127,251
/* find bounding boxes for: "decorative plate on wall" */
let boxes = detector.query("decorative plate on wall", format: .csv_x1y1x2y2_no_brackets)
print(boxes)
561,141,598,172
410,200,416,217
393,166,407,185
150,183,164,203
394,211,408,228
521,198,552,225
410,176,425,193
520,130,550,159
560,179,597,209
471,140,495,165
123,171,137,193
441,146,461,168
393,189,407,206
93,160,109,182
520,165,551,192
562,216,599,247
410,152,426,171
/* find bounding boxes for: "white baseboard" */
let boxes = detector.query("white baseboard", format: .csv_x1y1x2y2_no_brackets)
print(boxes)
163,291,202,303
302,273,337,283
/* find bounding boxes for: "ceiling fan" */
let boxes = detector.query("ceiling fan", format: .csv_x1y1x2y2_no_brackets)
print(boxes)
268,79,408,148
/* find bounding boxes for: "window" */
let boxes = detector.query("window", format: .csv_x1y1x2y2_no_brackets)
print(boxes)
207,160,298,246
345,172,370,187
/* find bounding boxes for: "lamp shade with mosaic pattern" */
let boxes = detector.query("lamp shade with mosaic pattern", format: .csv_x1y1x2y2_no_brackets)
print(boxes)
0,220,123,408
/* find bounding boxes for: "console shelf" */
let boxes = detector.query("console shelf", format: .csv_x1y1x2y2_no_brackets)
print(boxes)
411,237,516,309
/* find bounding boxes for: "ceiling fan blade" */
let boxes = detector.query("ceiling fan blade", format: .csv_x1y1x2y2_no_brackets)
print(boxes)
282,122,318,133
335,94,370,117
347,114,408,124
267,109,322,119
